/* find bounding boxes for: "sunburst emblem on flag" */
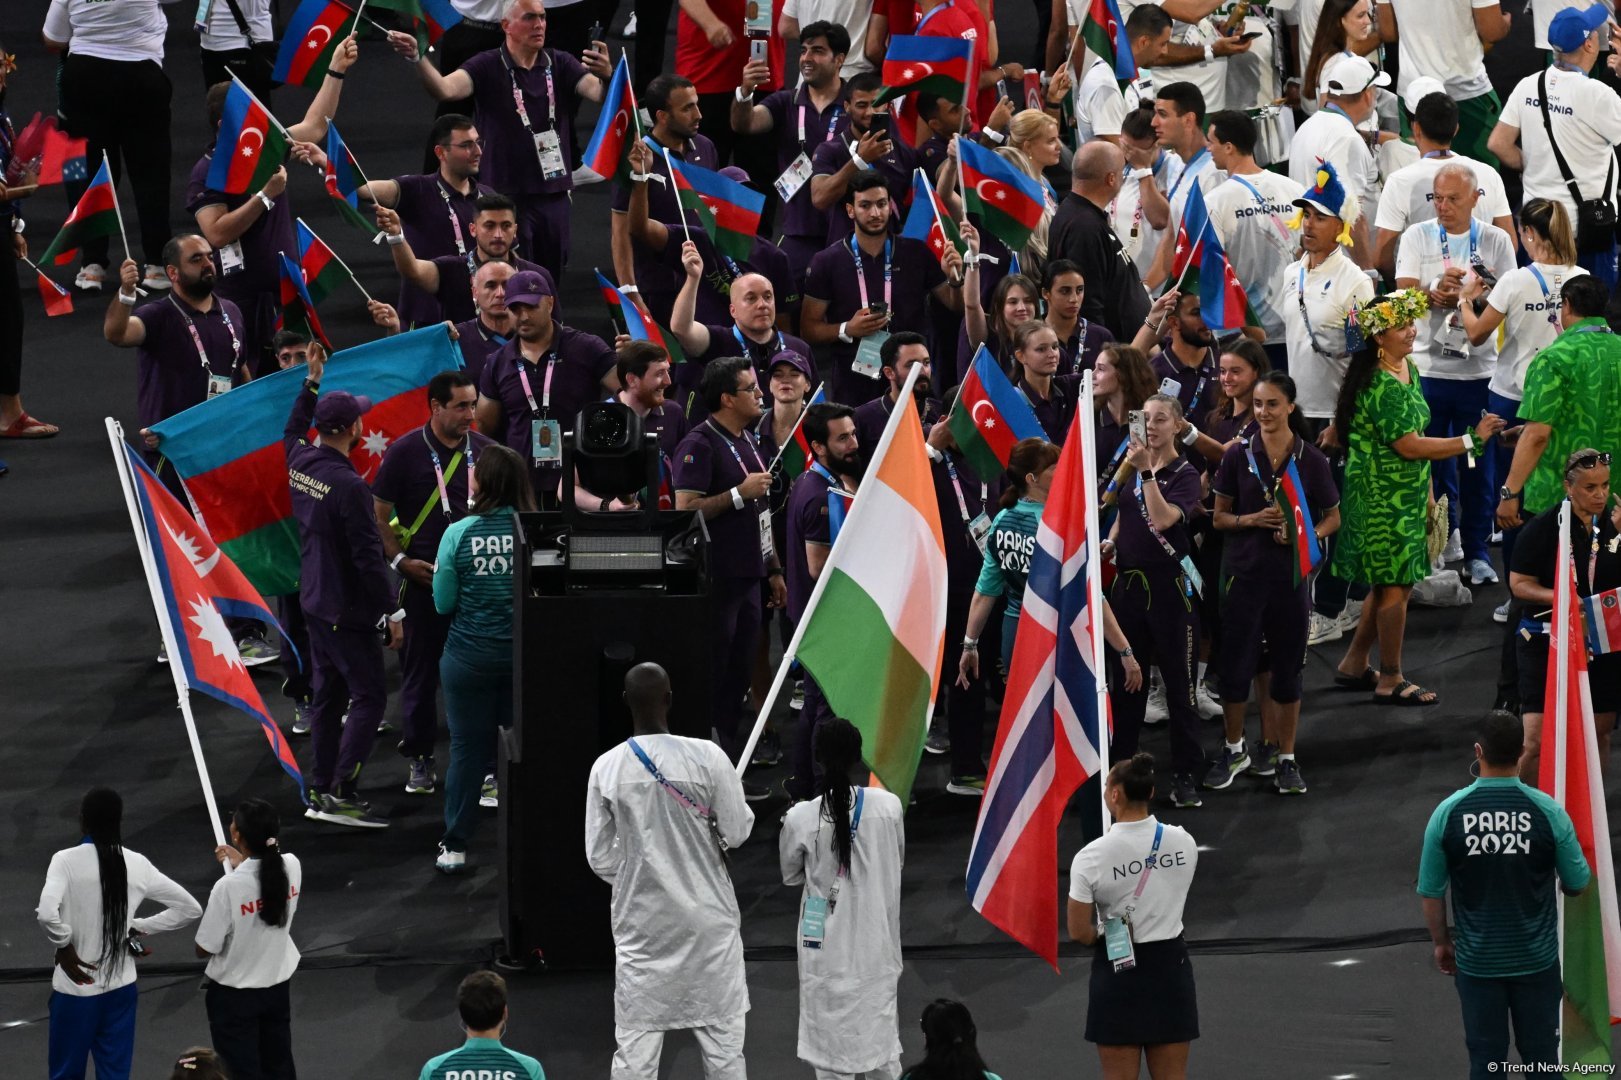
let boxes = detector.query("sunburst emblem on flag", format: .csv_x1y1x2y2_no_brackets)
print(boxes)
165,520,222,578
187,595,245,671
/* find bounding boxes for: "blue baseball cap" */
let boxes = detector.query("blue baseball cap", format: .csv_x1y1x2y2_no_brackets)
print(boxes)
1549,4,1610,52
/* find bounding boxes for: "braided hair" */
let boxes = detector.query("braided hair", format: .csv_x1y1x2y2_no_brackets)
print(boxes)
814,717,864,878
81,788,128,980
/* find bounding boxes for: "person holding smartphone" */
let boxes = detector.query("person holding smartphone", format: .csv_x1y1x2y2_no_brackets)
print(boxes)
808,72,918,248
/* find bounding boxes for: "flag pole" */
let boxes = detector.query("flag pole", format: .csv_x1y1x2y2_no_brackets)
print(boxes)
100,152,148,297
1154,215,1208,335
662,146,694,246
1554,497,1572,1066
19,253,70,300
739,363,926,774
766,381,826,472
296,217,373,303
104,417,230,862
1080,371,1111,836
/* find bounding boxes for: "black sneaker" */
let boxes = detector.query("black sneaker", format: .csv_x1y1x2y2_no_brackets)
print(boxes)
924,730,951,755
307,793,390,828
1171,773,1203,808
742,779,772,802
1247,740,1280,777
1275,758,1308,795
751,728,782,767
1201,744,1249,790
405,756,436,795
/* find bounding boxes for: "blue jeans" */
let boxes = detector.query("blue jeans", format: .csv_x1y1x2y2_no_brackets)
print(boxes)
439,645,511,853
1487,390,1523,575
1421,376,1493,563
1454,963,1560,1079
1579,243,1619,291
49,983,138,1080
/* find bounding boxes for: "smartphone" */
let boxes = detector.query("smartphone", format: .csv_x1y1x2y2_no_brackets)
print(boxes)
749,37,768,62
1128,410,1147,445
1238,30,1264,40
869,301,889,318
867,111,890,138
587,22,603,42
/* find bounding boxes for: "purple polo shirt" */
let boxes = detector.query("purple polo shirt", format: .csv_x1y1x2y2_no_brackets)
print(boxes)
185,150,296,298
477,325,617,497
918,133,950,183
655,231,799,326
1114,457,1203,569
785,465,837,620
809,122,918,247
624,396,689,507
762,84,848,241
134,294,248,430
1095,407,1130,491
803,235,947,407
451,316,512,387
931,448,993,584
1016,373,1077,445
1150,345,1219,419
1203,404,1258,446
372,425,496,561
672,419,772,580
1211,437,1338,584
852,393,942,467
757,406,793,552
612,133,720,318
431,254,552,325
674,324,813,424
955,325,1009,388
461,46,587,196
392,172,494,329
1058,320,1117,377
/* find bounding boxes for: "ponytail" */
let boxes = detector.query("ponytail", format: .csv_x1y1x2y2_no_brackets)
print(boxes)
233,799,288,928
81,788,128,980
814,718,864,878
1522,198,1579,267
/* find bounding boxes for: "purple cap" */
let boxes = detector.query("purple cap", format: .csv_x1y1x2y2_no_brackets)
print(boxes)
719,165,753,186
313,391,372,433
767,349,814,382
505,269,555,307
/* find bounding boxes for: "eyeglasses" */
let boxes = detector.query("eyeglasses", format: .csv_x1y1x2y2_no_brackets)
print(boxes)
1566,450,1612,477
442,139,481,151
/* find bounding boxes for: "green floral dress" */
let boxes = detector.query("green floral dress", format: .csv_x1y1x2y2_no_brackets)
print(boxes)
1332,360,1432,586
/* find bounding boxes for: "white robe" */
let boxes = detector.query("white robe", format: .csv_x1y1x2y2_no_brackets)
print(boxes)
585,734,755,1030
779,787,905,1075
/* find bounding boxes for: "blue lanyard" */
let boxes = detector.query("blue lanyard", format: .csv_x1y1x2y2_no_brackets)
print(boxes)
1436,218,1479,270
1528,265,1565,326
915,0,952,32
1242,438,1278,507
1321,102,1356,124
1100,431,1130,492
626,738,729,856
809,460,838,486
733,324,784,359
1168,149,1208,203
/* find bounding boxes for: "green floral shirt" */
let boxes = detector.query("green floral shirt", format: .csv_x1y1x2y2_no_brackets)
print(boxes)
1519,318,1621,514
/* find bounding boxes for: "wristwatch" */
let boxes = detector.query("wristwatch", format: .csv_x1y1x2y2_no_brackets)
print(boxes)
1141,468,1157,481
1499,484,1521,501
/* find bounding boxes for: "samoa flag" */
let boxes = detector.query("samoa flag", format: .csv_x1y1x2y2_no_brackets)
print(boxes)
1582,587,1621,657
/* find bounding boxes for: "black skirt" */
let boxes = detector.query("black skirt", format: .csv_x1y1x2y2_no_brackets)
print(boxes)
1085,935,1199,1046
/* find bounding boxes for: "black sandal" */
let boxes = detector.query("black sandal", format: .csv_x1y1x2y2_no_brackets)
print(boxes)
1333,666,1378,691
1372,679,1439,707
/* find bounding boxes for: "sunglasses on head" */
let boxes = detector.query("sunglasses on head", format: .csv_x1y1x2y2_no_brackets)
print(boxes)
1566,450,1612,478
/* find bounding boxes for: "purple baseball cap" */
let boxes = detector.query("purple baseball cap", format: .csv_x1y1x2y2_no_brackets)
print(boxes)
719,165,754,187
505,269,555,307
313,391,372,433
768,350,814,381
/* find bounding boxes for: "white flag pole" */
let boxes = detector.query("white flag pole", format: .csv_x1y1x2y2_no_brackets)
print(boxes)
766,381,826,473
738,363,925,775
105,417,230,861
1554,498,1572,1064
662,147,694,247
1080,371,1111,836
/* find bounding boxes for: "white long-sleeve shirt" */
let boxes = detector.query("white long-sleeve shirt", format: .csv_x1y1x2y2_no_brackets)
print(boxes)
37,843,202,996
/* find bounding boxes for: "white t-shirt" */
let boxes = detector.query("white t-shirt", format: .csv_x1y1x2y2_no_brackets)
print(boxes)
43,0,180,64
783,0,877,77
1068,816,1198,943
1113,0,1230,112
1373,153,1512,237
1386,0,1495,100
199,0,274,53
1289,108,1378,204
1113,150,1183,281
1281,246,1376,417
1205,170,1307,342
1168,149,1224,231
1498,67,1621,224
1487,262,1589,400
1075,58,1153,144
1394,218,1517,380
195,854,303,989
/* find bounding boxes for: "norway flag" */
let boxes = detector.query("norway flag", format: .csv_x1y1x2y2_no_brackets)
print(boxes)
121,441,307,802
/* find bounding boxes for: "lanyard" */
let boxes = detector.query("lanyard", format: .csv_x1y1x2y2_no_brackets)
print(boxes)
478,319,510,347
1583,511,1601,588
706,418,768,475
943,455,989,529
423,427,474,513
1134,465,1196,594
915,0,952,32
1127,823,1165,908
1230,173,1292,247
168,295,242,379
515,351,556,417
626,738,729,857
1296,261,1348,359
798,92,843,148
1436,218,1479,272
1528,264,1565,327
732,324,784,360
437,177,469,258
1168,148,1208,204
1100,430,1131,492
825,788,865,911
503,48,557,134
849,236,892,312
1061,319,1089,375
1242,436,1293,507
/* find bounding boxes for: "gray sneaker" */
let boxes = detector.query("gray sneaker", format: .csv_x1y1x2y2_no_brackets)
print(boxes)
479,774,499,809
405,756,436,795
307,793,390,828
1247,740,1280,777
1275,758,1308,795
290,701,314,737
235,631,280,668
1201,744,1250,790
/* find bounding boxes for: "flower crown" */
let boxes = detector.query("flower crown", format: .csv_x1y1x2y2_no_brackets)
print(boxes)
1347,287,1430,348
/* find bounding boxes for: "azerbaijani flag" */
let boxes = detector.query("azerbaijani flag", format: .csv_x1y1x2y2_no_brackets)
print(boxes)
150,326,461,597
794,373,948,805
1276,455,1322,585
272,0,360,88
596,270,686,365
1540,504,1621,1067
1583,587,1621,657
206,76,290,196
773,384,829,479
1079,0,1138,90
875,35,974,107
948,345,1046,479
277,252,332,351
365,0,462,48
669,157,764,263
295,218,353,306
582,56,639,187
38,157,120,266
1171,181,1262,334
323,122,376,233
827,486,854,543
900,168,966,260
958,137,1046,253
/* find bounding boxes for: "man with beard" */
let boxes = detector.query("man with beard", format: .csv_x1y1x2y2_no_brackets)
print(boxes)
802,173,963,407
576,342,689,511
475,270,618,506
1131,291,1222,425
372,371,494,797
808,72,918,249
358,115,495,330
378,194,556,327
783,402,862,802
852,333,941,469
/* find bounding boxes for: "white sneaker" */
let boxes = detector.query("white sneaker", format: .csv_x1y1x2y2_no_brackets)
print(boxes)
1144,681,1169,725
1494,599,1513,624
141,265,171,291
571,164,604,186
1195,681,1222,720
1442,528,1464,565
1308,610,1343,645
435,843,465,874
622,11,637,37
1335,598,1364,633
1467,558,1499,586
74,264,105,292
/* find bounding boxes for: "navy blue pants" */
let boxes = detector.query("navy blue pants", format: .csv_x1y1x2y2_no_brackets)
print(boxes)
48,983,137,1080
710,576,763,759
440,646,511,852
1110,565,1203,777
1219,578,1310,704
1579,242,1618,291
1454,963,1560,1080
306,617,386,793
1422,376,1493,563
397,581,451,759
205,978,296,1080
943,570,990,780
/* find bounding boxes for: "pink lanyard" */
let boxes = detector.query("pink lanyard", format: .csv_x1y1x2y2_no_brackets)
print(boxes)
516,354,556,417
436,178,467,257
505,50,557,134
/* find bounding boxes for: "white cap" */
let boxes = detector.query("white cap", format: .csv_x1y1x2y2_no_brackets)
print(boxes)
1402,75,1446,115
1321,53,1392,97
